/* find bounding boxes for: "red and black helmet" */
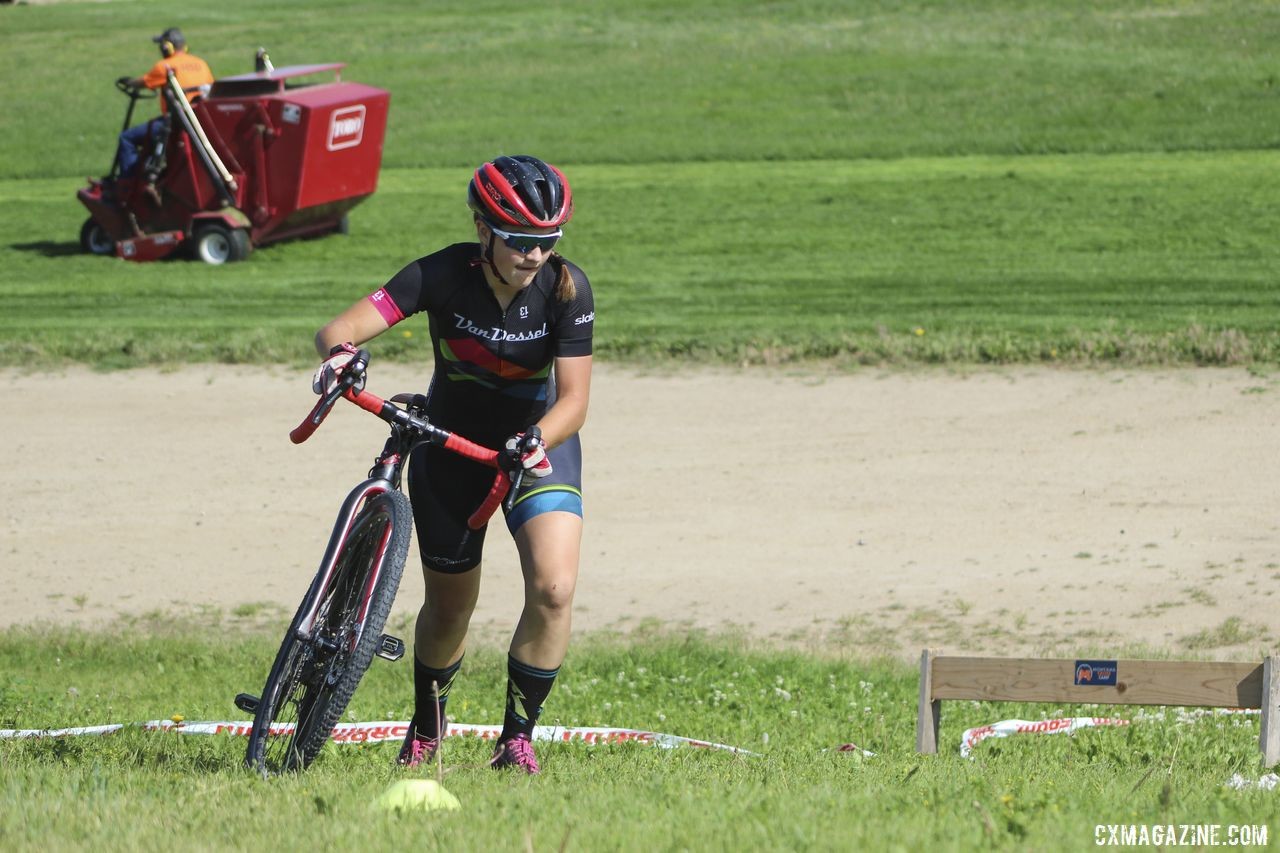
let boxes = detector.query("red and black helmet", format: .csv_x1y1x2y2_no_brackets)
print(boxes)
467,155,573,229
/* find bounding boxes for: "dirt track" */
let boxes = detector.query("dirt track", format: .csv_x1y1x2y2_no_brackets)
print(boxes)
4,364,1277,658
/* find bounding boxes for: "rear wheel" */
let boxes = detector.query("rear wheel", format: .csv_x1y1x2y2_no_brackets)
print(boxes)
80,218,114,256
244,491,412,776
192,222,251,265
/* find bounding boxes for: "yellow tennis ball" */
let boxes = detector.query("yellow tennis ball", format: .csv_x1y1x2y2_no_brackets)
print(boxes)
375,779,461,813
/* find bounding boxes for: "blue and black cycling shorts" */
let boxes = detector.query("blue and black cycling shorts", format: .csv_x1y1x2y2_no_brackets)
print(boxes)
406,434,583,574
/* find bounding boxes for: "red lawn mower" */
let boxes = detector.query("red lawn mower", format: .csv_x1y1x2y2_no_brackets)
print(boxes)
78,56,390,264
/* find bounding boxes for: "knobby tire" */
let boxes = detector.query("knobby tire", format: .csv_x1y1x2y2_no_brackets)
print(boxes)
244,490,412,776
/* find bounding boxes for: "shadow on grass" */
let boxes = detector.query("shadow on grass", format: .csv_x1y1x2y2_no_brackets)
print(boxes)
11,240,82,258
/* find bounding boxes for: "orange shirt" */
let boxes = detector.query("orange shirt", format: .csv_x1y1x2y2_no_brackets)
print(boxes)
141,50,214,111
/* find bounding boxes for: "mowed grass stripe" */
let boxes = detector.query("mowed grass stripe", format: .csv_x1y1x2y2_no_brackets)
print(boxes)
2,0,1278,180
3,151,1277,366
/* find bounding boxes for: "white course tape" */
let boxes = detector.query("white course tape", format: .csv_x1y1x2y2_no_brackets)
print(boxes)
0,718,755,755
1226,773,1279,791
960,717,1131,759
962,707,1264,759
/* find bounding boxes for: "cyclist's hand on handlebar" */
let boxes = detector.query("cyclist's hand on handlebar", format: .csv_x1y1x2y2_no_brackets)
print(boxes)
503,428,551,479
312,342,365,396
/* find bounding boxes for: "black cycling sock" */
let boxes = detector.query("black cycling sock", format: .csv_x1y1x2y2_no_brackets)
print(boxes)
412,655,462,740
500,655,559,741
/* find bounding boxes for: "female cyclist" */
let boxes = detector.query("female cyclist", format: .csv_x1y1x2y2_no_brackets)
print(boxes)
311,155,594,775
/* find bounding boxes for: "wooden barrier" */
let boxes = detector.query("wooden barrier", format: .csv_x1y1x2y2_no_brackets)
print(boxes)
917,649,1279,765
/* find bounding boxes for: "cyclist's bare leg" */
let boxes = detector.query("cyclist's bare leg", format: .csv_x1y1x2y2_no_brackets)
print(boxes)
415,565,482,667
509,511,583,670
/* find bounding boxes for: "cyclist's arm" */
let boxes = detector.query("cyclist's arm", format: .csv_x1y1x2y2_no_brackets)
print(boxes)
315,298,391,357
535,355,592,450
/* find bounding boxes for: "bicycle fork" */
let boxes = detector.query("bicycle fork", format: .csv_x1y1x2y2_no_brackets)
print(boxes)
234,479,405,717
300,477,406,659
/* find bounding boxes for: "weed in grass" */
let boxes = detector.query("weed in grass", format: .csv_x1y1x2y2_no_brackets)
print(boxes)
1181,587,1219,607
1181,618,1268,651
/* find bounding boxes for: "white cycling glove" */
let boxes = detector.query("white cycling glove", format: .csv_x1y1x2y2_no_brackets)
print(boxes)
504,431,552,479
311,343,360,396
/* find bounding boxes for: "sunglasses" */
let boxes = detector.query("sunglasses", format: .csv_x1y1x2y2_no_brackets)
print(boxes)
488,224,562,254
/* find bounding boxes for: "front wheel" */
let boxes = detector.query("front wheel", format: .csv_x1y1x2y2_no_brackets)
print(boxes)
80,218,115,256
244,490,412,776
192,222,251,265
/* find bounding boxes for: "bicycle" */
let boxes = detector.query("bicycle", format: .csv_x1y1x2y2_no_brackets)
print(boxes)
235,350,527,777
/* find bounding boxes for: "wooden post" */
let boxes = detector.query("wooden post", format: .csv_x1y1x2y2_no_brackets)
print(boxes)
1262,656,1279,768
917,648,940,754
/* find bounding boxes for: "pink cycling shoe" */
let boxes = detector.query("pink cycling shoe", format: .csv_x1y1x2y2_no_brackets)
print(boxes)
489,733,540,774
396,722,443,768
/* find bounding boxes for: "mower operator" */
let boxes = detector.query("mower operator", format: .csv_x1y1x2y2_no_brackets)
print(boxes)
114,27,214,179
311,155,593,775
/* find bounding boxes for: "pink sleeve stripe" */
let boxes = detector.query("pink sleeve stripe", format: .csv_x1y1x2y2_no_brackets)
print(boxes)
367,288,405,326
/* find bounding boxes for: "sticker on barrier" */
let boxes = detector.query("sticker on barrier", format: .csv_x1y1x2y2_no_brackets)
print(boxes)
0,718,756,756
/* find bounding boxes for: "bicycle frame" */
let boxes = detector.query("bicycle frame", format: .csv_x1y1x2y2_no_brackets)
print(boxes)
288,355,519,642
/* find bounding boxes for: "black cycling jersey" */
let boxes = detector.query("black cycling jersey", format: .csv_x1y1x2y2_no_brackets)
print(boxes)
367,242,593,571
368,242,594,446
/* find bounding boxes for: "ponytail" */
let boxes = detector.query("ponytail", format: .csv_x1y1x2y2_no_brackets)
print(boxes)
551,253,576,302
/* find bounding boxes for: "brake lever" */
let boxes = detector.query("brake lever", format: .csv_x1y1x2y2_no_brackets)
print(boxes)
310,349,370,426
503,469,525,512
312,384,345,426
501,425,539,511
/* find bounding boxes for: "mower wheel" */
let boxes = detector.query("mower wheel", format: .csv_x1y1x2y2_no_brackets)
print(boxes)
193,223,251,265
334,214,350,235
80,219,115,256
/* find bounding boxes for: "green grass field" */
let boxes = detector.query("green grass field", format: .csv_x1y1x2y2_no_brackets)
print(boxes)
1,0,1278,367
2,622,1277,850
4,0,1280,849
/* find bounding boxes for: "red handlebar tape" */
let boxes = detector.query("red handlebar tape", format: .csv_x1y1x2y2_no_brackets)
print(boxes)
468,470,510,530
289,395,330,444
289,384,510,528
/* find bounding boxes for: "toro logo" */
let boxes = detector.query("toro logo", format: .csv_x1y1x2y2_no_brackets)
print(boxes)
327,105,366,151
1074,659,1118,686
